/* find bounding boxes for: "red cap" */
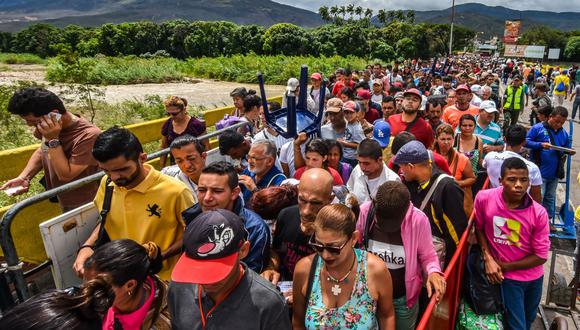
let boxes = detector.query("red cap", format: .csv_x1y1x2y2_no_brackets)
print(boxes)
310,73,322,80
403,88,422,99
456,84,471,93
356,89,371,100
171,209,248,284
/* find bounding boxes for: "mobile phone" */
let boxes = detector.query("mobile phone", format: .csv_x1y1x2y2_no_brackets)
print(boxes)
3,186,23,196
51,112,62,121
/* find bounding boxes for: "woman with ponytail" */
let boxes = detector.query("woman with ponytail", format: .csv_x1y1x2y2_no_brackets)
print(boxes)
0,275,115,329
83,239,167,330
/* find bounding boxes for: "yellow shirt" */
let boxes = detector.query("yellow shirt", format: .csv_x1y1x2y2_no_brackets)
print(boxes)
576,172,580,221
553,75,570,96
94,164,195,280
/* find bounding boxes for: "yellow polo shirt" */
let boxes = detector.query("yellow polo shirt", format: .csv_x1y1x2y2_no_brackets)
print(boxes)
94,164,194,281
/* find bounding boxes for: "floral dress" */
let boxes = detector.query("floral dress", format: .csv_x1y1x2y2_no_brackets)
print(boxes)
305,249,378,330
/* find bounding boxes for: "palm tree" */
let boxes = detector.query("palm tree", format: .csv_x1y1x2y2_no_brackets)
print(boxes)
365,8,373,21
395,10,405,22
338,6,346,21
406,10,415,24
386,10,394,24
377,9,387,26
355,6,363,20
329,6,338,24
347,4,355,21
319,6,330,23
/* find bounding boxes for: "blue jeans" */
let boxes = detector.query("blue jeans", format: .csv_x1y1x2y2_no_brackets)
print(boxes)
541,177,559,219
572,99,580,120
501,276,543,330
393,295,419,330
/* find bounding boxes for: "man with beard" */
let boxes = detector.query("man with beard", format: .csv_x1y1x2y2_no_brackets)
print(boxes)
261,168,334,286
72,127,195,281
442,84,480,130
388,88,434,148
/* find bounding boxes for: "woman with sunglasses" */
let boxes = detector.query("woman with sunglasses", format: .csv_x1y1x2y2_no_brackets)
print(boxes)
357,181,445,330
293,204,395,330
160,96,207,167
433,124,475,216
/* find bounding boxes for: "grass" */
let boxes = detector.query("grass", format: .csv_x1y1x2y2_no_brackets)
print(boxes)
182,54,369,84
46,54,370,85
46,56,185,85
0,53,46,65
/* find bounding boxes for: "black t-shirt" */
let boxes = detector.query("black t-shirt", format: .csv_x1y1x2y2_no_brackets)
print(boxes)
368,225,406,298
273,205,313,281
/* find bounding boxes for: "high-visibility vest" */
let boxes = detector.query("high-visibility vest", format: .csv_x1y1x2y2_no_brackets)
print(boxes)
504,85,524,111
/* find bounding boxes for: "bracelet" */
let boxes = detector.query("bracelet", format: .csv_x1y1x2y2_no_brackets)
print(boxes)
77,245,94,253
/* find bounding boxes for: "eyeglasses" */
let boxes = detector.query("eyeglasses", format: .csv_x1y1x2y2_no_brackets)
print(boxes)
308,235,350,255
166,110,183,116
248,155,268,162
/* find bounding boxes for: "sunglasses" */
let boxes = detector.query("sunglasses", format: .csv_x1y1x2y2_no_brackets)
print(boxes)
308,235,350,255
166,110,183,116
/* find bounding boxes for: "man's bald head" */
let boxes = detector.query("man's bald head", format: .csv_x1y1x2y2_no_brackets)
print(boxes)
297,168,334,234
299,168,334,197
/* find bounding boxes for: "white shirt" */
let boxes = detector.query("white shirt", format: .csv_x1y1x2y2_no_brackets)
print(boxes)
346,163,400,204
279,140,306,178
282,91,317,115
252,129,292,151
309,86,330,113
161,165,198,204
483,150,543,189
371,93,383,104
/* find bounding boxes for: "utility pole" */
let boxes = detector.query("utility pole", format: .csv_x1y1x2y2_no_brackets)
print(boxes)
449,0,455,56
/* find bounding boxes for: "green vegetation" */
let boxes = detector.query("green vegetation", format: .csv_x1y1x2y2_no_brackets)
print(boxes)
46,54,369,85
183,54,368,84
0,17,476,61
0,53,46,65
518,26,580,61
47,56,184,85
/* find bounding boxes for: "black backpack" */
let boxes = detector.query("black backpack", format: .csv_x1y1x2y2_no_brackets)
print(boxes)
464,245,504,315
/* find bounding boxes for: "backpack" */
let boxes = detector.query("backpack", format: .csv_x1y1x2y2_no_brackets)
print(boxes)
216,114,242,130
464,245,504,315
556,80,566,92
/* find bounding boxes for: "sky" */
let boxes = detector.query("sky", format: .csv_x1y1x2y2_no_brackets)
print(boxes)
273,0,580,13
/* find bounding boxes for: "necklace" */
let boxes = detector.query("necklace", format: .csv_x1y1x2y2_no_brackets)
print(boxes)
325,251,356,296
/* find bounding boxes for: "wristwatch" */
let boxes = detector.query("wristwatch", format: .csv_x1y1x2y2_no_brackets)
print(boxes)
45,139,61,148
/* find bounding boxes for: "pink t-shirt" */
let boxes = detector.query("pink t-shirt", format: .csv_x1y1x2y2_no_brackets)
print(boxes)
474,187,550,282
103,276,155,330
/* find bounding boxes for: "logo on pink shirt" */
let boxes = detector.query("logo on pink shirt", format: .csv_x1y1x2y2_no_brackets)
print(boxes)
493,216,521,247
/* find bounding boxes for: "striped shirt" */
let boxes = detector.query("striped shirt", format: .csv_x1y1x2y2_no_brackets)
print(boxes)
475,117,504,146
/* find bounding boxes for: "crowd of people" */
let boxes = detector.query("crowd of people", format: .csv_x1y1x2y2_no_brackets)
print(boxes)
0,56,578,330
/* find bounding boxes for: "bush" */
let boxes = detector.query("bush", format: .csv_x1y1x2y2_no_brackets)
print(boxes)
46,54,369,85
564,36,580,61
46,56,185,85
182,54,369,84
0,53,46,65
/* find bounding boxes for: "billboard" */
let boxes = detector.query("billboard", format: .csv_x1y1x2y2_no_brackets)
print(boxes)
548,48,561,60
503,20,521,44
504,44,545,59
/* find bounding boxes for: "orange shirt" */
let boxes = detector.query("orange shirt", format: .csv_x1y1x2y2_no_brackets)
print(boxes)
442,104,480,130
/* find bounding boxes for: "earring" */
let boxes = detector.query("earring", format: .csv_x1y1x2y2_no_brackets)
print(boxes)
128,291,132,296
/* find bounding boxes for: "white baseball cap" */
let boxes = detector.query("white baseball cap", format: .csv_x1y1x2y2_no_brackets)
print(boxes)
479,100,498,113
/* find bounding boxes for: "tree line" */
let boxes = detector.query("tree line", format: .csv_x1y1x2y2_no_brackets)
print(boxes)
0,17,475,61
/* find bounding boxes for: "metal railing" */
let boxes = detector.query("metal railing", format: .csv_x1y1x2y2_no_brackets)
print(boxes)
0,122,248,308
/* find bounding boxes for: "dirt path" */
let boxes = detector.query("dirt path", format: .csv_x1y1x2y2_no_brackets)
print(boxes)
0,64,286,107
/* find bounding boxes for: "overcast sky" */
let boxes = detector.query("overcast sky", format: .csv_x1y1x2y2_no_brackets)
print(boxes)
273,0,580,13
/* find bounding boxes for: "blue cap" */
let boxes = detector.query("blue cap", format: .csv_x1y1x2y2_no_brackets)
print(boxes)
373,120,391,148
393,140,430,165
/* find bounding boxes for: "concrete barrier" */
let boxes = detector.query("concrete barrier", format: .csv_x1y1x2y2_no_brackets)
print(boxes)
0,95,282,263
